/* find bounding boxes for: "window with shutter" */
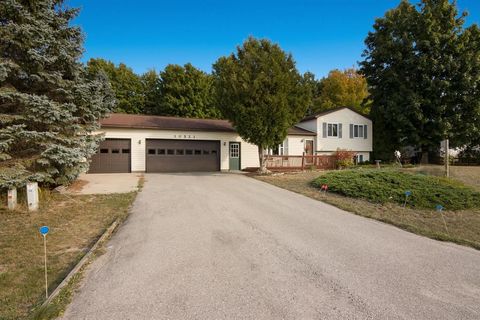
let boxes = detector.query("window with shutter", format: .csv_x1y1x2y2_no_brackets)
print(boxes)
326,123,339,137
352,124,367,138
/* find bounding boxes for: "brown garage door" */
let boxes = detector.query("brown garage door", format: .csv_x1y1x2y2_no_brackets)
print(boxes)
89,139,131,173
146,139,220,172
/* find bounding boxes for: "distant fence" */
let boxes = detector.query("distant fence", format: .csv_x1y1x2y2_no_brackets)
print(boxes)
430,155,480,166
264,155,336,171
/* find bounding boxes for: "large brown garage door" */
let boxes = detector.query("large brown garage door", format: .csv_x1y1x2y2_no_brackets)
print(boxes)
146,139,220,172
89,139,131,173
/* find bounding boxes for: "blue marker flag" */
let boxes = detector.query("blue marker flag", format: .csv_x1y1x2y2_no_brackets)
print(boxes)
39,226,49,236
436,205,444,212
405,191,412,196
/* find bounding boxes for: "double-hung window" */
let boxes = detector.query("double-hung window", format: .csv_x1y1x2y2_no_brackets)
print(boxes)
354,125,364,138
356,154,364,163
350,124,367,139
327,123,338,137
278,140,288,155
322,122,342,138
269,139,288,156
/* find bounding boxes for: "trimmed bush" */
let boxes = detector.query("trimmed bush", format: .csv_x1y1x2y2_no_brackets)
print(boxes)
311,169,480,210
334,149,356,168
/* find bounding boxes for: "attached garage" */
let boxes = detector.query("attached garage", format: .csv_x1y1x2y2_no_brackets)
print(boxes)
89,138,131,173
92,113,307,173
146,139,220,172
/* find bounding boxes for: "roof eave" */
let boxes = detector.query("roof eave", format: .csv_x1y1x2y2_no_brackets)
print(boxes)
287,133,316,136
299,106,371,122
100,124,236,133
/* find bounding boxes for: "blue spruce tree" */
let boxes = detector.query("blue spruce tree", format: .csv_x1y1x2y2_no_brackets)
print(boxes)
0,0,115,188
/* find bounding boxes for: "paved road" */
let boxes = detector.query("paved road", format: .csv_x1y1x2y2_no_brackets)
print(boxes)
62,173,480,320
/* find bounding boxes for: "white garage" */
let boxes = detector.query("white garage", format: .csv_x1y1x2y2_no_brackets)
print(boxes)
89,113,317,173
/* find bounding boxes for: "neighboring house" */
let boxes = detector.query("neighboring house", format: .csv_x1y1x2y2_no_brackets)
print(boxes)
295,107,372,163
89,107,372,173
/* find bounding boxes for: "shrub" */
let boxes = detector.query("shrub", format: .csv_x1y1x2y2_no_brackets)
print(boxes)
311,169,480,210
334,149,356,169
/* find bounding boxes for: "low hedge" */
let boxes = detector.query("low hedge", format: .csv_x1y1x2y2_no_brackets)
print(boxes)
311,169,480,210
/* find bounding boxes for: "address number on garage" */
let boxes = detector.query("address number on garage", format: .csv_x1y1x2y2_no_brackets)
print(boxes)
173,134,196,139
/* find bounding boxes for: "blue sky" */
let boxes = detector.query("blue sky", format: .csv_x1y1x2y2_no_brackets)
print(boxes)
68,0,480,78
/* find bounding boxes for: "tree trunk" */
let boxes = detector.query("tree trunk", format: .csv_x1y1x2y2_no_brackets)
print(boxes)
444,139,450,177
420,147,429,164
257,146,270,174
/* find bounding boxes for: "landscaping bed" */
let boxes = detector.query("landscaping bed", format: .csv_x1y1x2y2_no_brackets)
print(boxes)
0,191,137,320
254,170,480,250
311,169,480,210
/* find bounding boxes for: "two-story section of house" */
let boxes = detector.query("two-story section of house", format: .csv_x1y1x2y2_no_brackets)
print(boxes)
295,107,373,162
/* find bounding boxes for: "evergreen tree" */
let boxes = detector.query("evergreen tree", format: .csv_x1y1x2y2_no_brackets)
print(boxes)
0,0,114,188
155,63,221,118
213,37,312,173
361,0,480,162
86,58,144,114
142,69,162,115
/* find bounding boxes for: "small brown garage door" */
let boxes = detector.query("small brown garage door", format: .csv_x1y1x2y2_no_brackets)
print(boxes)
89,139,131,173
146,139,220,172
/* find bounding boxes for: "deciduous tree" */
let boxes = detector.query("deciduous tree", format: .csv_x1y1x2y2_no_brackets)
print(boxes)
312,69,370,115
361,0,480,162
155,63,221,118
213,37,312,173
86,58,144,114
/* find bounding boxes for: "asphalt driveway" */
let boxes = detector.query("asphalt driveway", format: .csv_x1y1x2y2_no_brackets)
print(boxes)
62,173,480,319
67,173,140,194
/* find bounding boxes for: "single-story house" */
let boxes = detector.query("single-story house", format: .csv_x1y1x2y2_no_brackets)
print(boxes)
89,106,372,173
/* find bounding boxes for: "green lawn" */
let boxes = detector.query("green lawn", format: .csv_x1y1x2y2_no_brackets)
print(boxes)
254,168,480,250
0,191,137,320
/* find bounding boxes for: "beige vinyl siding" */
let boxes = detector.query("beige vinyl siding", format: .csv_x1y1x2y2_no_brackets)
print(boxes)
316,151,370,161
356,152,371,162
287,136,314,155
316,108,372,153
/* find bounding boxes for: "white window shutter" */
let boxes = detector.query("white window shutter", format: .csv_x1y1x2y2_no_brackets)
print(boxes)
350,124,354,138
338,123,342,138
364,125,368,139
322,122,327,138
